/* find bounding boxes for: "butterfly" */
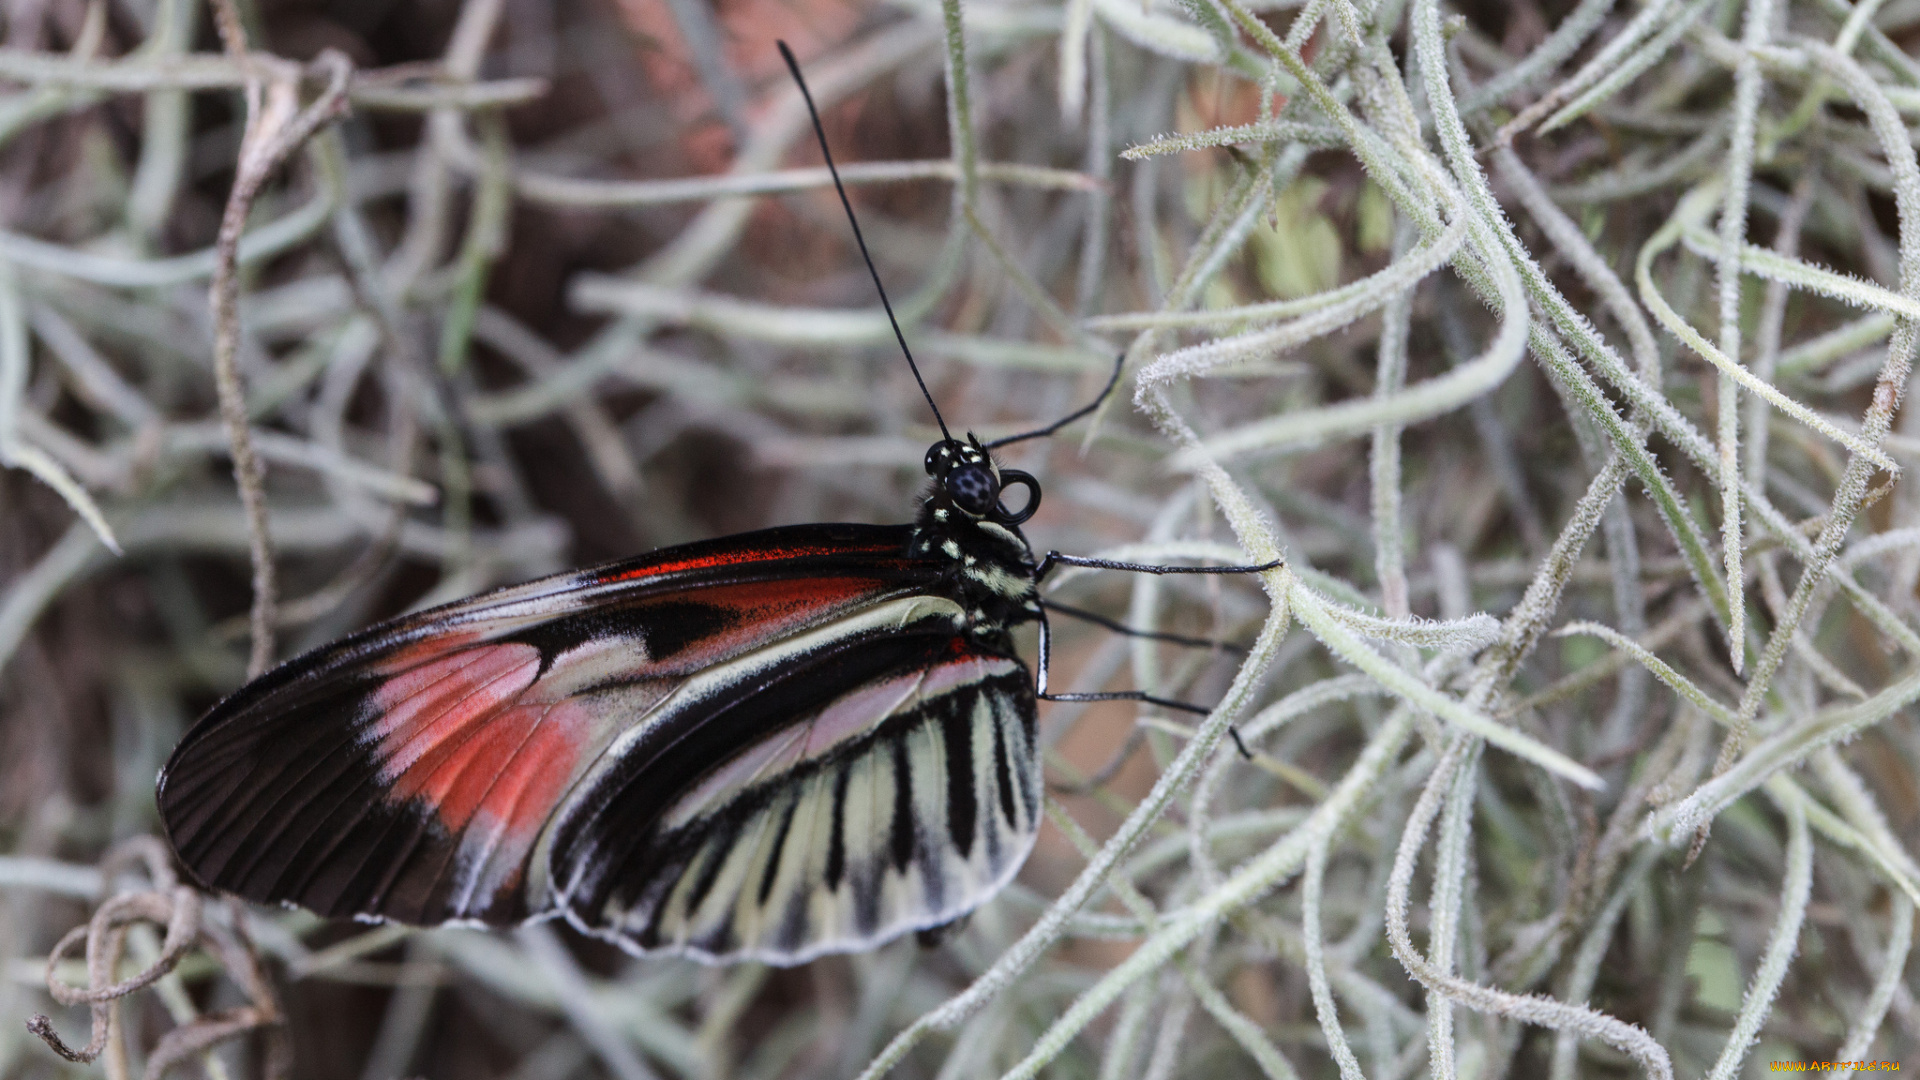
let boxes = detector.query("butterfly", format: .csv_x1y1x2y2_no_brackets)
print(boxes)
156,43,1277,966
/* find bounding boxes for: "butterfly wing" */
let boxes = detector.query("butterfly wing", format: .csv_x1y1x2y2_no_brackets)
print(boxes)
157,523,952,929
550,610,1040,963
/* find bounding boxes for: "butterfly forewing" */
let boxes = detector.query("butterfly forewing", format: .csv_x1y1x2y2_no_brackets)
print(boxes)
549,606,1039,963
158,524,964,934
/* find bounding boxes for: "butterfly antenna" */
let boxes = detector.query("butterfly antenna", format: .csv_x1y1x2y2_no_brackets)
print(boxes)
777,41,951,444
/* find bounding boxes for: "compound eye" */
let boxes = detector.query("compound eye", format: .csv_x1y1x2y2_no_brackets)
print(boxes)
945,463,998,516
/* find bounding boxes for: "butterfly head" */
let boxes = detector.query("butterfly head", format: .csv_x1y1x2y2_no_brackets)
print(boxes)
924,437,1039,526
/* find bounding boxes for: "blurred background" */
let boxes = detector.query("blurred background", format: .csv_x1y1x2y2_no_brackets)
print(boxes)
2,0,1919,1076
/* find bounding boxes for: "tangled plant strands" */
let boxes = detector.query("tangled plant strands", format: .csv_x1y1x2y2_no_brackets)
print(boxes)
23,838,286,1080
1,0,1919,1076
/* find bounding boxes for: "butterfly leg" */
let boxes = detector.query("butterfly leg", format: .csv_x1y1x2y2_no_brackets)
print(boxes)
1034,607,1253,760
1032,552,1283,585
1040,598,1247,654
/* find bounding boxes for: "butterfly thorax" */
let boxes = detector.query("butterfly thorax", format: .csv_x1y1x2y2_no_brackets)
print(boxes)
910,440,1043,646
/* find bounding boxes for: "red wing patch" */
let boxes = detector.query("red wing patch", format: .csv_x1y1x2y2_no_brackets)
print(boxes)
615,576,900,674
594,545,902,583
369,646,588,833
371,645,544,794
361,645,602,913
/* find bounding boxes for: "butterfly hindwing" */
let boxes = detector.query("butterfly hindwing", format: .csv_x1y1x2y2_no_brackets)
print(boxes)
550,607,1039,963
157,524,945,929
